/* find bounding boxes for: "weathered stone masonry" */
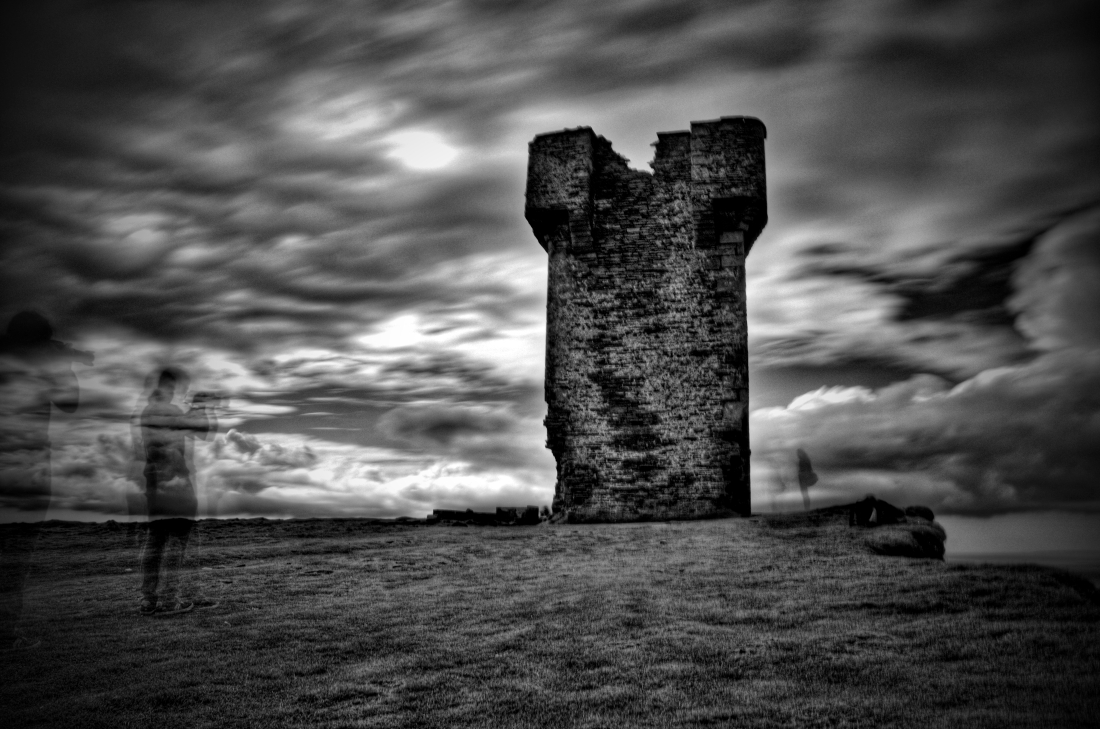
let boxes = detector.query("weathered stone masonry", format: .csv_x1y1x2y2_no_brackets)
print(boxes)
525,116,767,522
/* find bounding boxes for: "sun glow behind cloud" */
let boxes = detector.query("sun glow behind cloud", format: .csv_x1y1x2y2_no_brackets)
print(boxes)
385,131,459,170
358,314,424,350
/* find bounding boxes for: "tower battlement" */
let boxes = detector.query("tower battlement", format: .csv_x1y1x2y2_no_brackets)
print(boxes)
526,116,767,523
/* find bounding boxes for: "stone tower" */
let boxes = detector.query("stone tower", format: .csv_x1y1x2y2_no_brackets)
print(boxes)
525,116,766,522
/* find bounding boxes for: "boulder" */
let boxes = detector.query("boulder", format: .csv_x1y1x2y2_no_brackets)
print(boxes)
865,521,946,560
849,496,907,526
904,505,935,522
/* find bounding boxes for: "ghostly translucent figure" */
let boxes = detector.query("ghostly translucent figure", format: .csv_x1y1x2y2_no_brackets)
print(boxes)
0,311,86,648
131,367,216,615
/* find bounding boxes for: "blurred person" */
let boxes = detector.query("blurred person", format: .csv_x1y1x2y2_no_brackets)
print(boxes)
766,453,790,513
0,311,87,649
132,367,217,616
796,448,818,511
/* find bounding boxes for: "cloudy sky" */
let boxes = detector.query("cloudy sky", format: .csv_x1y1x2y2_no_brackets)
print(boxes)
1,1,1097,546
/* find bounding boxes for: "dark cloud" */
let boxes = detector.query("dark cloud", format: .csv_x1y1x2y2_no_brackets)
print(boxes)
797,205,1098,331
893,239,1036,327
750,359,926,409
378,404,511,447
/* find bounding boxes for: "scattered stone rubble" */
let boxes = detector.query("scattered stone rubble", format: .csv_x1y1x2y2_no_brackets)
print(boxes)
427,506,543,527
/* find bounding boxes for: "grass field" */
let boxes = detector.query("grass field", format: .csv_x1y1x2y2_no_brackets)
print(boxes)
2,511,1098,728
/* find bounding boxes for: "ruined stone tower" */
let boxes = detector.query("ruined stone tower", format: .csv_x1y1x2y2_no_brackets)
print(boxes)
525,116,766,522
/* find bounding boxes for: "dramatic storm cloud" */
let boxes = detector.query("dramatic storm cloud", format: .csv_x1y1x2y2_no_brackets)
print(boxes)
1,0,1097,519
753,207,1100,515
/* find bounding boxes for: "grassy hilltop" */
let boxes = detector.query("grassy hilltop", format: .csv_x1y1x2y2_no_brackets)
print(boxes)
2,511,1098,728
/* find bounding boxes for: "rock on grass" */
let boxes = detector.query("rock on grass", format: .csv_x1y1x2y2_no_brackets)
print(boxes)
866,520,947,559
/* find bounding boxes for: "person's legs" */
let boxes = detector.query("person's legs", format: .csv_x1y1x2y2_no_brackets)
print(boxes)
160,519,193,606
0,453,50,645
0,521,43,647
140,520,169,608
126,488,147,554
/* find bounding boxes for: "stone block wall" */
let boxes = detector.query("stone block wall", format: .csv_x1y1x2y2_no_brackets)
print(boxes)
525,117,767,522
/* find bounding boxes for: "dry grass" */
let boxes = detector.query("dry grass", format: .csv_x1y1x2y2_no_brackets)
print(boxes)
2,511,1098,728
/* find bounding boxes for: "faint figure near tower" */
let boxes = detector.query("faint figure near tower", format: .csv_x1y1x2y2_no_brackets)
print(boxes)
0,311,88,648
797,448,818,510
527,116,766,522
131,367,217,616
767,453,789,513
